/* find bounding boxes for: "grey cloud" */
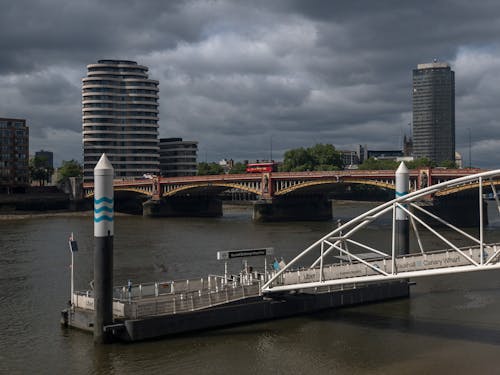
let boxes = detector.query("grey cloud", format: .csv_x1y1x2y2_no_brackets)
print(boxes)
0,0,500,167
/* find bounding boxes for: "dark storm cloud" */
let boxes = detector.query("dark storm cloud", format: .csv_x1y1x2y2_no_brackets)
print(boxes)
0,0,204,74
0,0,500,167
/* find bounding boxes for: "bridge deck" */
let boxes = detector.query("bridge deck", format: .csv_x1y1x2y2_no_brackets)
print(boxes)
266,243,500,292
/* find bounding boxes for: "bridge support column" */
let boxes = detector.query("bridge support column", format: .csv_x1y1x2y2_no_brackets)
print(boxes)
253,196,332,222
143,196,223,218
427,194,488,228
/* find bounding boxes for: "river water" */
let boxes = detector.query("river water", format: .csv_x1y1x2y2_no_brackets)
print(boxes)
1,201,500,375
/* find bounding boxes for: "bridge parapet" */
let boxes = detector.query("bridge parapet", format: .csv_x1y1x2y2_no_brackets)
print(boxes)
81,168,488,200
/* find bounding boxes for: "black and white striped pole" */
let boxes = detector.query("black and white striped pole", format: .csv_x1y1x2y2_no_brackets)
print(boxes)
395,162,410,255
93,154,114,344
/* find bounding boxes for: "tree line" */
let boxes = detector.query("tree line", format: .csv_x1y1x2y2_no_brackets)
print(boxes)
30,157,82,186
197,143,457,175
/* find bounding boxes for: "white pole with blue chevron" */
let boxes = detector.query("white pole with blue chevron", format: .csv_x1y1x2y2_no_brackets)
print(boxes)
93,153,114,344
395,162,409,255
94,154,114,237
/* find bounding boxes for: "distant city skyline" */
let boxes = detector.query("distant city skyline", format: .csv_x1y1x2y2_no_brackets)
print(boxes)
1,1,500,167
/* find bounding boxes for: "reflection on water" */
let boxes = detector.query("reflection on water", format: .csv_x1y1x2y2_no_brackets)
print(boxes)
1,202,500,374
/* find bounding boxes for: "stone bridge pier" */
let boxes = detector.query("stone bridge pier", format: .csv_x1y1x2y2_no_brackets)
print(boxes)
252,195,332,222
252,173,332,221
143,196,223,218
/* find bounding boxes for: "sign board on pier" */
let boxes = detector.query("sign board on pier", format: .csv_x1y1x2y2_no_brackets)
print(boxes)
217,247,274,260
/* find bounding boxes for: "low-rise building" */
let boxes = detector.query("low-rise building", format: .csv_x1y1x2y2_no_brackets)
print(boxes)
159,138,198,177
34,150,54,184
34,150,54,169
339,150,360,168
357,144,404,163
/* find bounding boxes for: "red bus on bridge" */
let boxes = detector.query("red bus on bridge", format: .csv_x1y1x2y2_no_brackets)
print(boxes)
246,161,278,173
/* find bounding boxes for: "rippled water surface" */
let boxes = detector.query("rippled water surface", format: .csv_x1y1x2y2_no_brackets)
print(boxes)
1,202,500,375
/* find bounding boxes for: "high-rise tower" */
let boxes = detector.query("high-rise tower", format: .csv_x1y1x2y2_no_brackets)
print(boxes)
0,118,29,193
82,60,159,181
412,62,455,164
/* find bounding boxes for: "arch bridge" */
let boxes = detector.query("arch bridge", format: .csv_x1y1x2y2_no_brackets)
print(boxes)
82,168,487,200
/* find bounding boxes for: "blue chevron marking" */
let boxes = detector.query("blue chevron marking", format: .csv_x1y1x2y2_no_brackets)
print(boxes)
94,215,114,223
94,197,113,204
395,191,407,197
94,206,113,214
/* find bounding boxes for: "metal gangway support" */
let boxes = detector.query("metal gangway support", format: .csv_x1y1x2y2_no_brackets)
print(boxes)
262,169,500,293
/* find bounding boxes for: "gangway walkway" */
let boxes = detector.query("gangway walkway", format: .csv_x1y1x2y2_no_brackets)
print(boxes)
263,168,500,293
267,243,500,292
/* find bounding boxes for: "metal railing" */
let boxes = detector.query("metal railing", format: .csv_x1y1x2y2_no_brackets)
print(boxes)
128,283,262,319
73,275,264,319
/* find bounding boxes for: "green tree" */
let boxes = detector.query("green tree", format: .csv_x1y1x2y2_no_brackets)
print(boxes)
58,160,82,182
280,144,342,172
406,157,436,169
228,162,247,174
29,156,53,186
197,162,224,175
308,144,342,171
280,147,312,171
437,160,457,169
358,157,444,170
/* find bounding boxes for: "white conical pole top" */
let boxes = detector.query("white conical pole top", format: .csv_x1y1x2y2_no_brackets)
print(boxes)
94,153,114,237
396,161,409,175
395,161,409,221
94,153,114,176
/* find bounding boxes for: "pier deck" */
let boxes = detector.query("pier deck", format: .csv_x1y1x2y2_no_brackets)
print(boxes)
65,243,499,341
69,243,499,322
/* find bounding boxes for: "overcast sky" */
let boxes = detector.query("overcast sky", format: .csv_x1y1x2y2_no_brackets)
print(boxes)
1,0,500,167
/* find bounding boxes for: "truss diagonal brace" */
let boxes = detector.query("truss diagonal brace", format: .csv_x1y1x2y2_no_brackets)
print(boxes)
397,203,479,266
324,240,390,277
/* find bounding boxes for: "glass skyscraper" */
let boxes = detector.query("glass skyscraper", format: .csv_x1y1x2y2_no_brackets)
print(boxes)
412,62,455,164
82,60,159,181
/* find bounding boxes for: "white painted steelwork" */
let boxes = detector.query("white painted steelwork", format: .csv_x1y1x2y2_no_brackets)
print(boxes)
262,169,500,293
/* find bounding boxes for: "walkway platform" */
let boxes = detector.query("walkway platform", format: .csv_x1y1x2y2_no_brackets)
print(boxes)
64,279,409,341
267,243,500,292
65,242,499,331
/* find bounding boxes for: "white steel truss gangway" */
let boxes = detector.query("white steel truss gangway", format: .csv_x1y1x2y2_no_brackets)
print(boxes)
262,168,500,293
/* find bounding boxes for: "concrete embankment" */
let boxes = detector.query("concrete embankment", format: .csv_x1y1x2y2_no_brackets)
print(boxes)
0,186,92,217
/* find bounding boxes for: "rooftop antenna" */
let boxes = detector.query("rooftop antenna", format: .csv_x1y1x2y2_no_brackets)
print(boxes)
400,126,403,150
